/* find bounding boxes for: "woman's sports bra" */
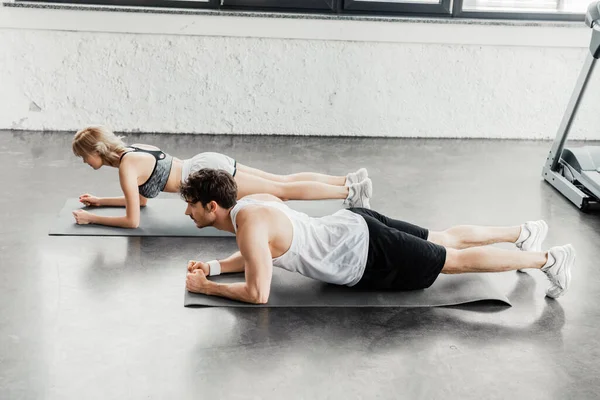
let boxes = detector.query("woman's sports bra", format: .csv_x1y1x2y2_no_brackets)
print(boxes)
120,146,173,198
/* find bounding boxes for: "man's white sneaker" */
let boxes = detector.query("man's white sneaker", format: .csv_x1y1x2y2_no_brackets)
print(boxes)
516,220,548,252
346,178,372,209
345,168,369,186
542,244,575,299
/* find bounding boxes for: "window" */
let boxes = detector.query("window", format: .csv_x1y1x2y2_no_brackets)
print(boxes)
14,0,591,20
454,0,590,20
220,0,336,12
343,0,452,16
15,0,217,10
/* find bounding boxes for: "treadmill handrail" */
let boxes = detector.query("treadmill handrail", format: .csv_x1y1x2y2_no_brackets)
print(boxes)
586,1,600,28
546,53,596,171
592,23,600,59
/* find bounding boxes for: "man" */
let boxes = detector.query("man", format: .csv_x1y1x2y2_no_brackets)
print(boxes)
182,169,574,305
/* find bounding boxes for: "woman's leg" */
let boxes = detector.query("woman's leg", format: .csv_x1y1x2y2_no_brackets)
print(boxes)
237,164,346,186
235,170,348,201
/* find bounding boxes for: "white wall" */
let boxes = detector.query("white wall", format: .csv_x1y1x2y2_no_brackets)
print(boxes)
1,4,599,139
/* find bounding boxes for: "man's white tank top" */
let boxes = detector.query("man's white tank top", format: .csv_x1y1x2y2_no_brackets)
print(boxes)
230,198,370,287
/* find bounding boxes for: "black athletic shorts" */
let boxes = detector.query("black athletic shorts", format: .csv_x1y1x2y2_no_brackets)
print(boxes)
349,208,447,291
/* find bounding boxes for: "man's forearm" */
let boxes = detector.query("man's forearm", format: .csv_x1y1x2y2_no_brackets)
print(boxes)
218,251,245,274
205,281,267,304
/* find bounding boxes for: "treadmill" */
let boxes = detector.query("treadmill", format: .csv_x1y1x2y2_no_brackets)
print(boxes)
542,1,600,212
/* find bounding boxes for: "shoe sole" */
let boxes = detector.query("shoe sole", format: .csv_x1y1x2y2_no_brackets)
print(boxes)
547,244,575,299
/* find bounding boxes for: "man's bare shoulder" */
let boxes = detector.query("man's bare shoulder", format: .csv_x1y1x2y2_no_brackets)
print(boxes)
235,202,288,233
241,193,283,203
236,204,275,225
235,200,293,254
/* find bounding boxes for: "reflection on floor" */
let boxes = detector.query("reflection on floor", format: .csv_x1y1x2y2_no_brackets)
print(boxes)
1,130,599,399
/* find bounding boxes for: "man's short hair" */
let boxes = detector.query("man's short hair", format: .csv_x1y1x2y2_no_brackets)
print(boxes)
180,168,237,209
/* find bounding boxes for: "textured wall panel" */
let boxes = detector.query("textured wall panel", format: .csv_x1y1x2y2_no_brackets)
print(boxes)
1,29,599,139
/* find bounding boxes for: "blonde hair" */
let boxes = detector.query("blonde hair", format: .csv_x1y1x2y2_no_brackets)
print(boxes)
72,125,128,167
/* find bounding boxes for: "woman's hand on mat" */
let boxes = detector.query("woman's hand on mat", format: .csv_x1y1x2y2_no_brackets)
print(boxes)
186,269,209,294
72,209,93,225
187,260,210,275
79,194,101,207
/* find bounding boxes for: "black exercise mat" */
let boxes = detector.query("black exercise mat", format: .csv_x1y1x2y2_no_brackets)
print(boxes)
184,268,511,307
49,198,346,237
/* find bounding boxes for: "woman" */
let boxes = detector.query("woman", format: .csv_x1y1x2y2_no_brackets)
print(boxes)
71,125,372,228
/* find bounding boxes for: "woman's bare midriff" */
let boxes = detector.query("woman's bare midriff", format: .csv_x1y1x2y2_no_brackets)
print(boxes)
163,158,183,193
124,144,184,194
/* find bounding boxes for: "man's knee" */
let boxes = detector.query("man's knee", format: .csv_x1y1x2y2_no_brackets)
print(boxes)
429,230,462,249
429,231,450,247
440,248,461,274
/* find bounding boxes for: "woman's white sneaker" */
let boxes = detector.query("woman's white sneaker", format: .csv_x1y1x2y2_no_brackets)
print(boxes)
345,168,369,186
516,220,548,252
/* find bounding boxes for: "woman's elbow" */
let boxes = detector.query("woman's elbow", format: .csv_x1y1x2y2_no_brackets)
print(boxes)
249,287,269,304
125,219,140,229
